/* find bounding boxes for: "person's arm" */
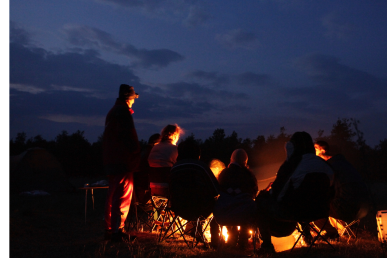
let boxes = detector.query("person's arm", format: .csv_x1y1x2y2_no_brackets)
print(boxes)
117,107,140,153
270,161,292,199
117,107,141,171
248,169,259,198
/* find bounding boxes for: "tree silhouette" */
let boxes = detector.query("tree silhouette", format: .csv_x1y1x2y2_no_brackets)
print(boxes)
10,132,27,155
250,127,290,167
9,117,387,181
53,130,93,176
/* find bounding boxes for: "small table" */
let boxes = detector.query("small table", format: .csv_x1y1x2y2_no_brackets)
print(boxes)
79,186,109,223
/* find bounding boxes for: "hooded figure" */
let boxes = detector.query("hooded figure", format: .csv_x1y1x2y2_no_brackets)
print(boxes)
269,131,319,199
255,131,334,255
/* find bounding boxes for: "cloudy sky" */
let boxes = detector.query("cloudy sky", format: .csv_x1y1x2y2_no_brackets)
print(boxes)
9,0,387,147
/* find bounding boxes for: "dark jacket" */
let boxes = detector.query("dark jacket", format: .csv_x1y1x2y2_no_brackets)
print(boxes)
218,163,258,199
270,161,294,200
102,98,141,175
328,154,369,221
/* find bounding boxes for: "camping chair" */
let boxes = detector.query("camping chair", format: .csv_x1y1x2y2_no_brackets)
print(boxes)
149,182,194,244
281,172,335,254
166,160,220,248
213,192,258,250
149,182,171,234
336,200,370,243
125,188,154,233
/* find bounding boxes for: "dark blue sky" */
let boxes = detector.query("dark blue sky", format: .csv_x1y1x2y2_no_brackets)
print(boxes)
9,0,387,147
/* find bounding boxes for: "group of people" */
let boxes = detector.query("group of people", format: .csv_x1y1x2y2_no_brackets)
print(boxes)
102,84,369,254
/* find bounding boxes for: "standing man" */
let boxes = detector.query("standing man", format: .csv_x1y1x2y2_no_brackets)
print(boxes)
103,84,141,242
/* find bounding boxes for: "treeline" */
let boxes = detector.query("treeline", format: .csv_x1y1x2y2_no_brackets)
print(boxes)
9,118,387,181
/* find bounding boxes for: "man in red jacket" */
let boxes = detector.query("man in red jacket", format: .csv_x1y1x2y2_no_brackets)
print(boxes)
103,84,141,242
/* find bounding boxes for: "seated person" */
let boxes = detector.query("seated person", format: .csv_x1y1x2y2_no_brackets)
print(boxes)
147,124,182,184
168,139,220,245
255,132,334,254
134,133,160,203
314,141,370,238
214,149,258,250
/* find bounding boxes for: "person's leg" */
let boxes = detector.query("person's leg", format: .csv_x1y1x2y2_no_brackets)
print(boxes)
255,197,275,253
238,226,250,250
210,218,220,248
111,172,134,241
227,226,238,247
104,175,116,232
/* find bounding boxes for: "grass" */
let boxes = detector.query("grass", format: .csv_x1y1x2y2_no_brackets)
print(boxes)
10,176,387,258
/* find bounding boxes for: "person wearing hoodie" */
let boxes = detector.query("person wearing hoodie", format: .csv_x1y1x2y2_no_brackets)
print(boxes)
255,132,334,254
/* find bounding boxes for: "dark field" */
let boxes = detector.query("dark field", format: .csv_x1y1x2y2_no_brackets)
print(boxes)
10,177,387,258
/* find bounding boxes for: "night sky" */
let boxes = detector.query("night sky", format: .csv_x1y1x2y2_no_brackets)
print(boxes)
9,0,387,147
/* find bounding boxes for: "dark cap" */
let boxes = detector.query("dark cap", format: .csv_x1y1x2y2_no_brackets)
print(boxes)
119,84,139,100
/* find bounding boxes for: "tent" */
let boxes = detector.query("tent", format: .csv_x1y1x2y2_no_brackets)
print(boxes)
10,148,73,194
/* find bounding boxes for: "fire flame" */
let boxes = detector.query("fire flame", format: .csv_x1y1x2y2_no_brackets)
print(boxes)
222,226,229,242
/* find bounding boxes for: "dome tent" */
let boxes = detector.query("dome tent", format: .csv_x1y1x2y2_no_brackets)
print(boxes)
10,148,73,194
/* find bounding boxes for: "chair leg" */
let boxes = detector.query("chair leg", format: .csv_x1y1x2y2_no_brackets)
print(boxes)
338,219,360,243
291,223,304,251
308,219,335,253
253,227,261,253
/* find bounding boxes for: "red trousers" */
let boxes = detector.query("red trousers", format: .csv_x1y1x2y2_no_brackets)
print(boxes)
104,172,134,232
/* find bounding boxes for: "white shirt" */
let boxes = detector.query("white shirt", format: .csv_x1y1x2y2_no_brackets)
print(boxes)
148,141,178,167
277,153,334,201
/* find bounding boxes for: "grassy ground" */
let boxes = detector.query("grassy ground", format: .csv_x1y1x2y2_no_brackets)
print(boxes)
9,176,387,258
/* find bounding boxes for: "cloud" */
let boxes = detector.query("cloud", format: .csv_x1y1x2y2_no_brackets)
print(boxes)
132,90,217,121
50,85,97,93
321,11,356,40
185,70,230,85
8,25,244,131
186,70,272,89
162,82,247,101
294,54,385,95
288,54,387,118
39,114,105,126
10,21,31,45
236,72,271,87
96,0,163,10
282,86,372,115
183,5,212,27
95,0,211,27
216,29,260,50
10,84,46,94
62,24,185,69
10,41,141,92
260,0,304,9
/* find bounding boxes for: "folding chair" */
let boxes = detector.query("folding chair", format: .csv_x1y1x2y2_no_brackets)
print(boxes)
336,200,370,243
282,172,335,254
167,160,221,248
125,189,154,233
214,197,257,250
149,182,172,233
158,211,214,248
